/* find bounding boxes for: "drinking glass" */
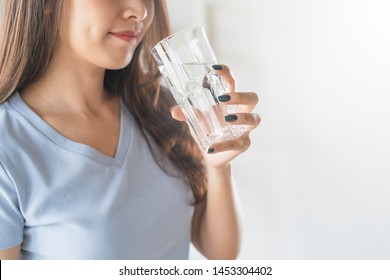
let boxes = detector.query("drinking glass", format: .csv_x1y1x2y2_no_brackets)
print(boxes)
151,27,244,149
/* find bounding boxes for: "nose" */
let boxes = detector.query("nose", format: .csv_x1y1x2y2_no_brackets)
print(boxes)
122,0,148,22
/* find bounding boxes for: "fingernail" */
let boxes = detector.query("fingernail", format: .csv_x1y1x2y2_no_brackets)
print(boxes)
207,148,215,154
225,115,238,122
212,65,223,70
218,95,231,102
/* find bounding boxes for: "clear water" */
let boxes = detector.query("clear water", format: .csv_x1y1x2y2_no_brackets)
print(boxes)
159,63,244,149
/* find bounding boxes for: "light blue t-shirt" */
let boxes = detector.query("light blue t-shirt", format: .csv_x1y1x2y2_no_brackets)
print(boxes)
0,92,194,259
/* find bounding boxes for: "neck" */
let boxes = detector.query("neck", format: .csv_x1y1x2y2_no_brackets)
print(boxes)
21,51,116,116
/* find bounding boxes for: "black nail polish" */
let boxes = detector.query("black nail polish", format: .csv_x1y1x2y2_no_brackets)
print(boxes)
218,95,231,102
225,115,238,122
212,65,223,70
207,148,215,154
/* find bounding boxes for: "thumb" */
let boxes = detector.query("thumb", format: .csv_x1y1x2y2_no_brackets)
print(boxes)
170,105,186,121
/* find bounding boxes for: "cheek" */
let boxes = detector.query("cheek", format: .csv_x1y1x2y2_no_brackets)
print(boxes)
144,1,155,30
62,1,110,43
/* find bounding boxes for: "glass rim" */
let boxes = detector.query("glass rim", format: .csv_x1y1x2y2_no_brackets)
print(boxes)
151,26,205,53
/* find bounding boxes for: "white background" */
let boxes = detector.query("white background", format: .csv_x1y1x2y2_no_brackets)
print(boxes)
166,0,390,259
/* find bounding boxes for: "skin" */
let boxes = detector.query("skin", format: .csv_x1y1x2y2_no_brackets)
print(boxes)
0,0,260,260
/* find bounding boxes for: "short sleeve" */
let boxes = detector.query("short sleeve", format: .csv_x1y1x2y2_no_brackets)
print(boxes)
0,162,24,249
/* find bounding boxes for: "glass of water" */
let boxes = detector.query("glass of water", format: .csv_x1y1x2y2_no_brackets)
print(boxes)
151,27,244,150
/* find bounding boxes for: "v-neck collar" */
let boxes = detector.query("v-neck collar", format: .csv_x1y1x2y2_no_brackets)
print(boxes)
9,92,132,167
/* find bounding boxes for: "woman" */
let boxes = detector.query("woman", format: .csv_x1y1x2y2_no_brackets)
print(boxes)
0,0,260,259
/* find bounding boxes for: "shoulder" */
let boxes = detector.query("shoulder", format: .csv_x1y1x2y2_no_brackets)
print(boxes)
0,94,21,135
0,94,30,161
0,97,17,136
0,92,21,117
0,97,11,116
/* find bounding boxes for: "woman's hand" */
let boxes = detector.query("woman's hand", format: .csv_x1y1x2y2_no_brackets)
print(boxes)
171,64,261,169
172,65,259,259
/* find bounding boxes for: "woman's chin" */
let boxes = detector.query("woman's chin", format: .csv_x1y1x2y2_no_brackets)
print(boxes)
105,62,131,70
103,55,134,70
106,64,129,70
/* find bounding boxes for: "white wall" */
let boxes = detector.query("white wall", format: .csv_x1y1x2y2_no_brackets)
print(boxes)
167,0,390,259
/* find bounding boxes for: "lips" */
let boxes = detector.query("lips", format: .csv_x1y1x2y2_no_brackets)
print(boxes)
109,31,139,43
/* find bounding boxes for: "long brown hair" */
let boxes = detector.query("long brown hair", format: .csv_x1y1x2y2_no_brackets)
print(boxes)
0,0,206,204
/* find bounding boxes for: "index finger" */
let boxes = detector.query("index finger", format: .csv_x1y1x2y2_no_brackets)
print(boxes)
212,64,236,92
